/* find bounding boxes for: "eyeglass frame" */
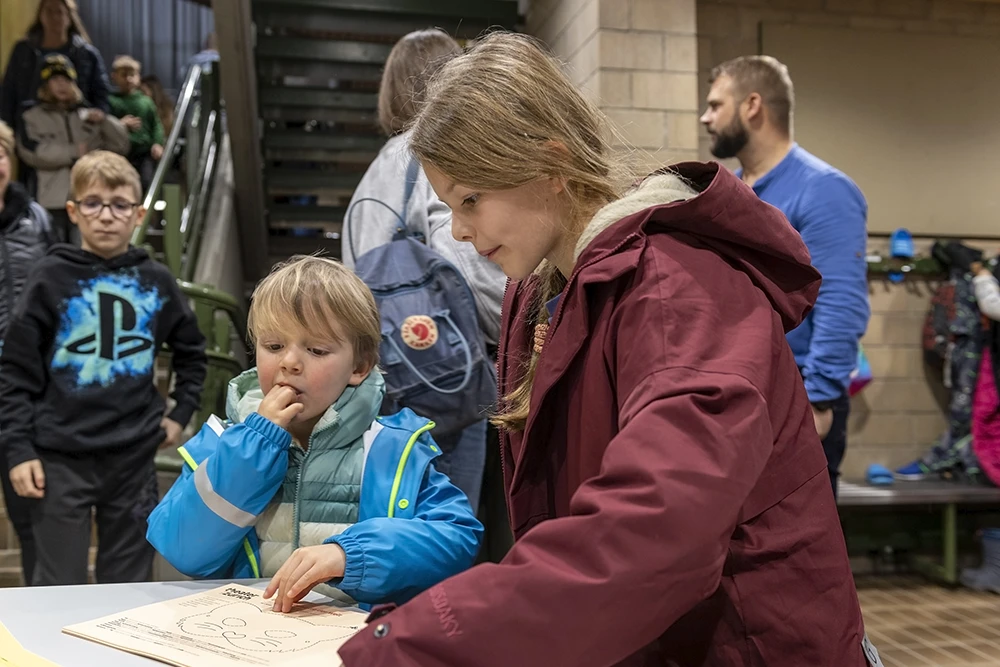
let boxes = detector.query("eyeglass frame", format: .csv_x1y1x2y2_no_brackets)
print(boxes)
71,198,141,220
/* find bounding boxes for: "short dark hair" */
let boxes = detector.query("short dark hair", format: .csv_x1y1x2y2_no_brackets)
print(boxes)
377,29,462,136
710,55,794,135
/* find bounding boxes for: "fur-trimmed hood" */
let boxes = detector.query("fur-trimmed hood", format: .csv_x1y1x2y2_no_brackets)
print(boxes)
572,161,820,332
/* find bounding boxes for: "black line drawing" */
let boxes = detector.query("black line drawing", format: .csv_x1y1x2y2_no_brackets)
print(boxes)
177,601,356,653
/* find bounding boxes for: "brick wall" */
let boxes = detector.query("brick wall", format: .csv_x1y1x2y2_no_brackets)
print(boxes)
528,0,701,171
696,0,1000,164
696,0,1000,479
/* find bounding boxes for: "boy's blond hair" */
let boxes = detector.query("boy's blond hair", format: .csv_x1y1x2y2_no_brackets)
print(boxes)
112,55,141,73
0,120,13,159
70,150,143,202
248,256,381,370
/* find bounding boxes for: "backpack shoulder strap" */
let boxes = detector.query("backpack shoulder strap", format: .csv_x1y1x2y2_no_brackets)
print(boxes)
345,155,420,260
402,155,420,218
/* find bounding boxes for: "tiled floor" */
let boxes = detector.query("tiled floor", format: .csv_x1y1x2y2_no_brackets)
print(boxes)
860,576,1000,665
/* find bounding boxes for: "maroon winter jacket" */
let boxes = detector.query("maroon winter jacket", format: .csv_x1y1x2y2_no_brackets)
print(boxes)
339,162,871,666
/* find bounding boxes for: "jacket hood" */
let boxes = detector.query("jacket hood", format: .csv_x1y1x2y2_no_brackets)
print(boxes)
575,161,821,332
46,244,149,269
226,368,386,449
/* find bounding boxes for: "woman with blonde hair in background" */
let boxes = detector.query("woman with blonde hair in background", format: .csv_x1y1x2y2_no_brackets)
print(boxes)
342,29,506,516
336,32,881,667
0,0,109,127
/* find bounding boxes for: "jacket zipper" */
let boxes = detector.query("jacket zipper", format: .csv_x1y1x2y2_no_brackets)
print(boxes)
291,433,316,550
497,279,513,522
64,114,76,154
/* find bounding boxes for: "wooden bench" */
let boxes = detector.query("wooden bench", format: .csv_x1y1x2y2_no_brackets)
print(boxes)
838,480,1000,584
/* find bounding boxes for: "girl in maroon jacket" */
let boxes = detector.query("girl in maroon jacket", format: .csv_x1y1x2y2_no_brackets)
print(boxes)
332,32,880,667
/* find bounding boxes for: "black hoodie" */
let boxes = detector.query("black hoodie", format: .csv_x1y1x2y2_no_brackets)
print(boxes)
0,245,206,470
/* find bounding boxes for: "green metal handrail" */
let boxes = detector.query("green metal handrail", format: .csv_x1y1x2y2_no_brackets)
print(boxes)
129,63,247,453
178,279,248,349
133,64,203,246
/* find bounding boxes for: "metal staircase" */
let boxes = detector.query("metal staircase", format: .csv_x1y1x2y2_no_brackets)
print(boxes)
212,0,520,281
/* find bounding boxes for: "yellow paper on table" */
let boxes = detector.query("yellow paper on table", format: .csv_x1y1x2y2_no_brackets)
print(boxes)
0,620,62,667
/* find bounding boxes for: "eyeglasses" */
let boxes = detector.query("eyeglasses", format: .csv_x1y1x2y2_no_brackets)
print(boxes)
73,198,139,220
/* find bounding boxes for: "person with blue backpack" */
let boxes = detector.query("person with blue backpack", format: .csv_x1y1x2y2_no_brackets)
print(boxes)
146,256,482,610
343,29,506,515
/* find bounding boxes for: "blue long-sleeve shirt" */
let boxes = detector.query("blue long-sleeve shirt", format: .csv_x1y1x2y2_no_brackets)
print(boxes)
745,144,870,403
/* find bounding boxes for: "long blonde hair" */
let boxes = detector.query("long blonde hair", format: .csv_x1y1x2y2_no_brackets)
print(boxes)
409,32,626,431
30,0,91,44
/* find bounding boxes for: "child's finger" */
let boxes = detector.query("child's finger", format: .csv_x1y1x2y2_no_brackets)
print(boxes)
283,557,316,599
288,564,325,601
263,576,280,600
281,403,305,419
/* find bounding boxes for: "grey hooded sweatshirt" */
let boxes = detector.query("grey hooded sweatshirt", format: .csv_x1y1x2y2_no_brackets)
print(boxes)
342,132,505,347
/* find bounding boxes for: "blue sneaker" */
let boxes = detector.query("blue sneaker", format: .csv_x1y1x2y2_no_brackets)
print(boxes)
894,460,931,481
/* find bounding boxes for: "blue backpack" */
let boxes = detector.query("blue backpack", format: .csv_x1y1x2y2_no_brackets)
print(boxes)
346,158,496,436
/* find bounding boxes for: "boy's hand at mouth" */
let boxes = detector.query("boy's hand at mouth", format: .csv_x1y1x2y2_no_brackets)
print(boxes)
257,384,304,429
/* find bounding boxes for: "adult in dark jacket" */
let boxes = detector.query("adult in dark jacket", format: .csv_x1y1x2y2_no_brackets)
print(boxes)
0,120,55,587
336,33,882,667
0,0,110,128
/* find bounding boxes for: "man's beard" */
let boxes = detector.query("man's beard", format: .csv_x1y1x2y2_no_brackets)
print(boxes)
709,115,749,160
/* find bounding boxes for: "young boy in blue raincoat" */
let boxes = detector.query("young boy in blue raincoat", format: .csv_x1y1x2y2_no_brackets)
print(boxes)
147,255,482,609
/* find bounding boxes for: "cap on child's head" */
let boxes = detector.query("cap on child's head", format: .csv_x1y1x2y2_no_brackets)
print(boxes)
112,55,141,73
40,54,77,82
248,255,381,370
70,150,142,202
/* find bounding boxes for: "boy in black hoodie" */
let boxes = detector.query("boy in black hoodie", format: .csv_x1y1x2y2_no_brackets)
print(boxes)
0,150,206,586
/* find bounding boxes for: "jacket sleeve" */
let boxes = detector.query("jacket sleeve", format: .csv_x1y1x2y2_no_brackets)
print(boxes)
338,368,773,666
974,273,1000,322
97,115,130,156
425,192,505,347
797,175,870,403
0,42,31,125
327,464,483,605
161,279,207,427
146,413,291,577
84,46,111,113
16,109,77,170
150,105,165,146
0,274,54,470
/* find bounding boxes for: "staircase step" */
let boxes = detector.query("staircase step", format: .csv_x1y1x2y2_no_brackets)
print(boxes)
266,169,363,193
253,0,519,24
264,129,383,152
260,103,376,127
255,7,492,40
0,566,24,588
258,60,383,87
268,233,342,260
257,36,391,65
270,205,345,225
264,147,378,165
259,87,376,110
